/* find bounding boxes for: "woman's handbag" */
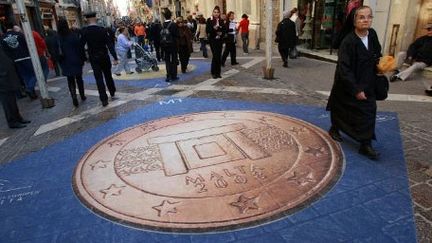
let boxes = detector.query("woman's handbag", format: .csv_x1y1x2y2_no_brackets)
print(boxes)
289,47,298,59
375,74,389,100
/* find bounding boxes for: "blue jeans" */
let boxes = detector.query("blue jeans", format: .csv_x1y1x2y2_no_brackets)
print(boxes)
241,32,249,53
15,59,37,93
199,38,208,57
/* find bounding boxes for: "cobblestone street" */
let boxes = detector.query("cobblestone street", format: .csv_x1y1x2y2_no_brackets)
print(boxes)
0,46,431,242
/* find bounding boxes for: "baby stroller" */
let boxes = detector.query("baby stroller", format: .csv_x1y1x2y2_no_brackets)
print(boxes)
133,43,159,73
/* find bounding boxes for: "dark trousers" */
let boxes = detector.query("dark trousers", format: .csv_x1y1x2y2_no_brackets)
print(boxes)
278,46,289,65
154,41,161,61
137,35,145,47
178,46,190,72
0,92,23,127
67,75,85,100
90,57,116,102
241,32,249,53
15,59,37,93
222,39,237,65
199,38,208,57
210,40,223,76
164,50,178,80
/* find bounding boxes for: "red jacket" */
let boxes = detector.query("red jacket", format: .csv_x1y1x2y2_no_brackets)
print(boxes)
238,18,249,33
32,31,47,56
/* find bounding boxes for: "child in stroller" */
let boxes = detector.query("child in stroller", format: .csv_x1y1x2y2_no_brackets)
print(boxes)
133,42,159,73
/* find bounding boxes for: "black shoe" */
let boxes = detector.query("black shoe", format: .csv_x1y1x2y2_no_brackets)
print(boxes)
165,78,171,82
359,144,380,160
283,63,288,68
26,91,38,100
72,98,79,107
102,100,108,107
126,71,134,75
232,62,239,65
172,77,180,81
425,89,432,96
81,95,87,101
217,75,222,78
9,123,26,129
19,119,31,124
328,127,343,142
389,74,401,82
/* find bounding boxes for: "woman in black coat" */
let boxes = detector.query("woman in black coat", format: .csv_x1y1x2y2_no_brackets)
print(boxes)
0,46,30,128
58,19,87,107
327,6,382,160
206,6,226,79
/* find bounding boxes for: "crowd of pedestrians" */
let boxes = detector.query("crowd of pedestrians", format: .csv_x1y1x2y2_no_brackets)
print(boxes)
1,5,430,164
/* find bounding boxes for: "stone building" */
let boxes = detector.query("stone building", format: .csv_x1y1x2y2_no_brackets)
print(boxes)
152,0,431,55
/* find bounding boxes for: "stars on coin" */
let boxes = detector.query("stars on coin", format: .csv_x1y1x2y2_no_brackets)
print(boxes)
108,139,126,147
89,160,110,170
287,171,316,186
230,195,260,214
290,126,308,135
140,124,157,133
152,200,180,217
304,146,326,157
100,184,126,199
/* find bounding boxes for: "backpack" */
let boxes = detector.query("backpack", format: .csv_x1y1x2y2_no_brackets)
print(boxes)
160,22,174,47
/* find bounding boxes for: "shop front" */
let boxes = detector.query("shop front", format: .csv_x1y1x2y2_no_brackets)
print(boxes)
298,0,363,54
0,1,13,34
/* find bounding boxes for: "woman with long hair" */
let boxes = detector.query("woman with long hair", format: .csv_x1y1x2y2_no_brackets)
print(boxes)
221,11,239,66
206,6,226,79
327,6,382,160
176,17,193,73
57,18,86,107
196,16,208,58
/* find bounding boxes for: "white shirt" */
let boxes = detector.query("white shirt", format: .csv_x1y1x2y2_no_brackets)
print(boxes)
359,32,369,50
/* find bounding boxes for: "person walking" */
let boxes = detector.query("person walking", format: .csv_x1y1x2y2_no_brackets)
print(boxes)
238,14,249,54
57,18,87,107
1,21,38,100
161,8,179,82
114,27,134,76
206,6,226,79
134,22,146,47
32,30,49,81
327,6,382,160
196,16,208,58
150,19,162,62
0,45,31,129
222,11,239,67
275,11,297,67
177,17,193,73
81,12,119,107
45,29,61,76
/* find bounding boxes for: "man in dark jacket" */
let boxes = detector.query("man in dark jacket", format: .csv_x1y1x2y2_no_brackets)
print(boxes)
81,12,119,106
0,46,30,128
1,21,38,99
161,8,179,82
390,23,432,96
275,11,297,67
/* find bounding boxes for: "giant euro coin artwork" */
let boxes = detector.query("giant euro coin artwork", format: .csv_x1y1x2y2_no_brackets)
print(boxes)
73,111,344,232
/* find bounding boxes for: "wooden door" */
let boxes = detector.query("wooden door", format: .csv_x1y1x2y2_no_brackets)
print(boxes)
416,0,432,39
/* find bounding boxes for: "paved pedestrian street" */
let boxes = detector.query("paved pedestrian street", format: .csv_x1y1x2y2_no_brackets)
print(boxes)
0,50,431,242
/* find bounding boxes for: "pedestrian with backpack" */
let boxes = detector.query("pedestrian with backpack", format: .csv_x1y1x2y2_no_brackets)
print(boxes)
161,8,179,82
